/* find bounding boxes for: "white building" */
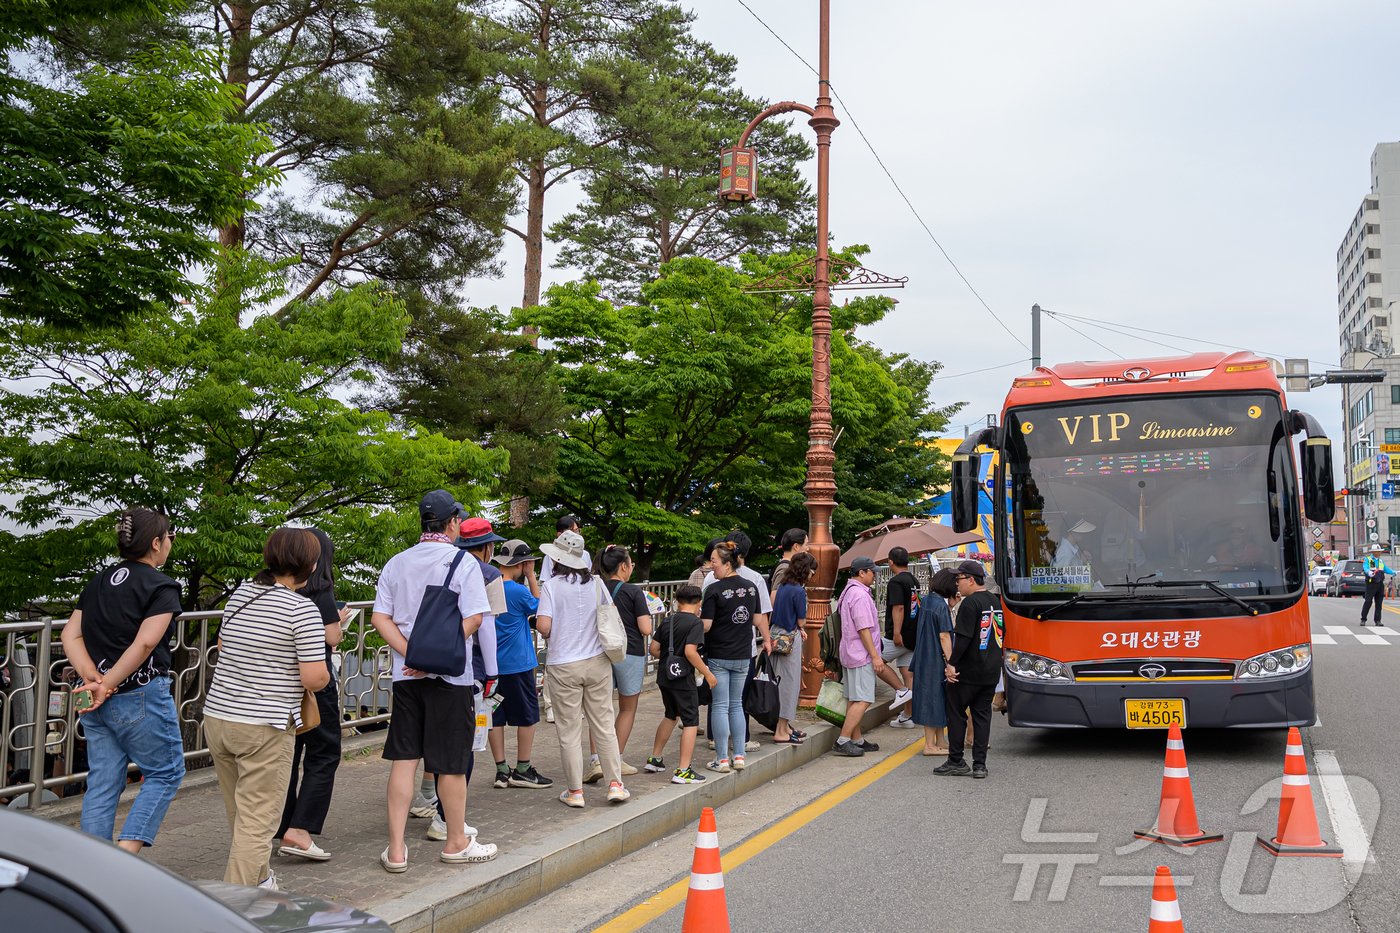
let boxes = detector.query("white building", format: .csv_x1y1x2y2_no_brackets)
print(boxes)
1338,142,1400,554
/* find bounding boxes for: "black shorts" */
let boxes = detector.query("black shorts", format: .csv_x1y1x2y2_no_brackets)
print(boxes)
383,678,474,775
660,682,699,728
491,669,540,727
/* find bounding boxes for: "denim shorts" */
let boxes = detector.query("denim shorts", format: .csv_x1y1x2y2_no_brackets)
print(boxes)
612,653,646,696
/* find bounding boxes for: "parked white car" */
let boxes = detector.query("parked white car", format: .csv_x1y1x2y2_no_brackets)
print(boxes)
1309,566,1333,595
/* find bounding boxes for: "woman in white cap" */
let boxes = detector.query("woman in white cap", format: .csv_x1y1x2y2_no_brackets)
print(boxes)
536,530,628,808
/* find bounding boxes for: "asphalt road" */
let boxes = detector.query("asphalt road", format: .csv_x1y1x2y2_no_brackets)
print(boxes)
502,594,1397,933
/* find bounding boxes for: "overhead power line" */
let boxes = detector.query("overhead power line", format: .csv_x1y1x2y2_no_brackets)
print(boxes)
1046,310,1341,371
730,0,1031,354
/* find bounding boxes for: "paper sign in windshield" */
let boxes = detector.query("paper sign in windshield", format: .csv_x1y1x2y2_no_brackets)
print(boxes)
1031,565,1092,592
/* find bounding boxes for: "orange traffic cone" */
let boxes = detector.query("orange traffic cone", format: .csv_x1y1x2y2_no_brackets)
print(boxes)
1134,724,1223,846
681,807,731,932
1256,727,1342,857
1147,866,1185,932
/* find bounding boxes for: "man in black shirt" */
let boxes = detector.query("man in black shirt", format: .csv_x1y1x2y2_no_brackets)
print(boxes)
934,560,1002,779
881,547,918,726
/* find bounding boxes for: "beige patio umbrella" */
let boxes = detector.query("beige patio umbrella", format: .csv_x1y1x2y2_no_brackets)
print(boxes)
838,516,985,569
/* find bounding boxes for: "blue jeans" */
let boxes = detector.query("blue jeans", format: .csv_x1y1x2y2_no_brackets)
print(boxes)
80,677,185,847
709,657,751,762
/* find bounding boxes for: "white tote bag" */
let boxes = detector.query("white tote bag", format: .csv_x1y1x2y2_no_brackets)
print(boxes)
593,577,628,663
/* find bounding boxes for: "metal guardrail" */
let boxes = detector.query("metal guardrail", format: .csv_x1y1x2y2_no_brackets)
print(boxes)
1,564,965,812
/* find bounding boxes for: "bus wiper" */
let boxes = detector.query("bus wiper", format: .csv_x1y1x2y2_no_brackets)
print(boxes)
1034,590,1136,621
1103,578,1260,616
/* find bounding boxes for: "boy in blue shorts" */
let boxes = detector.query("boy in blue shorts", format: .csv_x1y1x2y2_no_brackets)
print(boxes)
644,585,716,784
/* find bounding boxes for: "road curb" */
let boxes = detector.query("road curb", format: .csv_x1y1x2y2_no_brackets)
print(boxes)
372,700,895,932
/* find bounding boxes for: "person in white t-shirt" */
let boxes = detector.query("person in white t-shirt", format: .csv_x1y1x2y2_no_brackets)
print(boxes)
370,490,496,872
538,514,590,725
537,530,628,808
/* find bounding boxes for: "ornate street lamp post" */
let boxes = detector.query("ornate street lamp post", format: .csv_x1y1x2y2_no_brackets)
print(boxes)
720,0,902,704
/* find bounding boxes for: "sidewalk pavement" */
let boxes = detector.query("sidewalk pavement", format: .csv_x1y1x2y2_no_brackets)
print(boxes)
43,681,901,932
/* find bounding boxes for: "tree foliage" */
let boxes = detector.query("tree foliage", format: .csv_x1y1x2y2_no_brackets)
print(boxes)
0,253,505,612
515,252,958,578
0,1,275,328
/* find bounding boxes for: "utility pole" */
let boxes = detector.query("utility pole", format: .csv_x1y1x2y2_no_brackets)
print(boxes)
1031,303,1042,369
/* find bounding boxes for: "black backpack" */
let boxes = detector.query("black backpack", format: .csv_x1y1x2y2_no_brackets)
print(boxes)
820,596,843,682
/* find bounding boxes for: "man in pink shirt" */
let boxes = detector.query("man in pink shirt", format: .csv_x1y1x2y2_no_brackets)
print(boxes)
832,557,903,757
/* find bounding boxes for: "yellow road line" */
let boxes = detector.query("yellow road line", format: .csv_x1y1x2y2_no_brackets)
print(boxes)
1384,605,1400,615
592,738,922,933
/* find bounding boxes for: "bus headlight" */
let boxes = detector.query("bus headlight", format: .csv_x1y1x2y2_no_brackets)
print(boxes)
1005,650,1073,683
1236,644,1311,680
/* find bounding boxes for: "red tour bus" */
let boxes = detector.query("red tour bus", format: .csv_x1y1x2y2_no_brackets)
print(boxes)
950,351,1335,729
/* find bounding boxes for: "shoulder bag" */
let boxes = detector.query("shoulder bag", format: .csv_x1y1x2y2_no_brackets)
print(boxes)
659,615,689,683
594,577,627,663
404,549,471,677
223,585,321,734
743,652,781,732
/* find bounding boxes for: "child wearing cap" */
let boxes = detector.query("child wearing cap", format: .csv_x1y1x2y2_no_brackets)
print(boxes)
488,540,552,788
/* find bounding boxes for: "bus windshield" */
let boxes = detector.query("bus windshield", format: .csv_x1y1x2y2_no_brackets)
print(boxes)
1000,392,1304,607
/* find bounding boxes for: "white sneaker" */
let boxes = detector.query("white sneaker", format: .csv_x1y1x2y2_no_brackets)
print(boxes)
744,740,760,752
257,870,278,891
607,781,631,803
620,761,638,776
409,794,438,819
583,757,604,784
890,688,913,709
427,817,478,841
889,716,917,729
560,789,585,808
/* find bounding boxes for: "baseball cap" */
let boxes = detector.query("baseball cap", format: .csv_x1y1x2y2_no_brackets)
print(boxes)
850,556,877,573
493,539,536,566
458,517,506,548
955,559,987,581
419,489,464,522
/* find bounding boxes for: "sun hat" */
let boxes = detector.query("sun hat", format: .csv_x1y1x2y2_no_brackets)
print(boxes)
1069,520,1096,534
541,530,589,570
493,539,536,566
458,517,506,548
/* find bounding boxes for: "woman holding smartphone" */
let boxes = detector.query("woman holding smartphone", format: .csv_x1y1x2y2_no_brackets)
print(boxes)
275,527,351,860
61,508,186,853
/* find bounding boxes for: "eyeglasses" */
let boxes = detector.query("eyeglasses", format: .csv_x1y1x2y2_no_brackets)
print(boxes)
166,531,178,540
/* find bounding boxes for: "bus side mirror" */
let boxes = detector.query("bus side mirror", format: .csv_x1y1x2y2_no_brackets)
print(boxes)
1299,438,1334,523
951,453,981,533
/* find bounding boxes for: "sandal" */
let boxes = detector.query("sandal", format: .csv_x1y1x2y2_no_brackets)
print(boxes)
278,841,331,861
790,729,808,740
773,735,804,745
379,847,408,873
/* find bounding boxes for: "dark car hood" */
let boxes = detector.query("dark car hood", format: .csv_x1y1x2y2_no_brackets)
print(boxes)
195,882,392,933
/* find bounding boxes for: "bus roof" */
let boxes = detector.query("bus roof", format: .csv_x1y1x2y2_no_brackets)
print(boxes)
1005,351,1283,405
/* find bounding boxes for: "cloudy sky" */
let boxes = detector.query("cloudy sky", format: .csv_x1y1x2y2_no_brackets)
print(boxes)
469,0,1400,448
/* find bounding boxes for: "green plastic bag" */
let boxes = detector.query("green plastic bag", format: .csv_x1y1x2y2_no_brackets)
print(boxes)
815,678,847,727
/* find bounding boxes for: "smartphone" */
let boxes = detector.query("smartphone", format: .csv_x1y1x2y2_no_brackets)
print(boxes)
336,600,347,610
73,686,93,711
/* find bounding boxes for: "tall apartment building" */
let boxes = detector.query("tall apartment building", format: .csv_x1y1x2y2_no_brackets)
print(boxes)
1337,142,1400,554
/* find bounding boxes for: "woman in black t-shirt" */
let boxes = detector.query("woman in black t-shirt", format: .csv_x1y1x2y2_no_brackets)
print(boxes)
700,542,769,772
275,527,351,861
598,546,652,774
61,508,185,853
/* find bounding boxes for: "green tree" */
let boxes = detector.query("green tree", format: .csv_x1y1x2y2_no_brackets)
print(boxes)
515,252,957,579
369,295,572,512
0,1,274,328
54,0,517,307
551,33,814,300
0,252,506,612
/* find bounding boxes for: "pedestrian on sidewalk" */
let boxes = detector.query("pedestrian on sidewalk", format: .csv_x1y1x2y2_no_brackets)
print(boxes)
934,560,1003,780
62,508,185,855
205,528,330,889
371,491,497,873
768,527,809,601
701,540,771,773
592,545,652,779
537,530,630,808
645,584,714,784
487,540,552,789
1360,546,1394,626
455,518,507,808
910,568,957,756
769,551,815,745
831,557,900,757
702,530,772,755
539,515,589,726
881,547,919,728
275,528,353,862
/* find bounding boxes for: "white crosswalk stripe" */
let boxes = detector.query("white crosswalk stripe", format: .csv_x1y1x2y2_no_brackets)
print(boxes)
1313,624,1399,645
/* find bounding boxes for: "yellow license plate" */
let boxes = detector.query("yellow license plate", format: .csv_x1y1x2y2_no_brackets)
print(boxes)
1124,698,1185,729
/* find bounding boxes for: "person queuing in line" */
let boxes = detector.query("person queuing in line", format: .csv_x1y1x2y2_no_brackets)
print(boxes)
1361,545,1395,626
588,545,652,780
453,518,507,812
538,514,589,726
910,568,958,756
204,527,330,889
769,551,816,745
935,560,1003,780
768,527,809,600
700,540,771,773
880,547,918,727
644,584,715,784
275,528,353,862
537,530,630,808
702,530,771,755
62,508,186,855
371,491,497,873
486,539,552,788
830,557,896,757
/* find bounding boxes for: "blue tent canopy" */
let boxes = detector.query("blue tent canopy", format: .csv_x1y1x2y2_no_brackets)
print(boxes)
920,488,997,556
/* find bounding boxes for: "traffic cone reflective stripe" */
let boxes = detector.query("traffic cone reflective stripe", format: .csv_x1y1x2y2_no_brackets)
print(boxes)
1147,866,1185,932
1134,724,1223,847
681,808,731,932
1257,727,1342,857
